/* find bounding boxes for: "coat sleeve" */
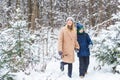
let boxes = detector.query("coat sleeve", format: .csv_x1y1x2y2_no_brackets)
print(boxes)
86,33,93,45
75,31,80,49
58,28,64,52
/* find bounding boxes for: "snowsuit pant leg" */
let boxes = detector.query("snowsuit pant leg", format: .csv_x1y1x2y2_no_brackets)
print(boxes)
84,56,89,73
79,56,89,76
79,57,85,76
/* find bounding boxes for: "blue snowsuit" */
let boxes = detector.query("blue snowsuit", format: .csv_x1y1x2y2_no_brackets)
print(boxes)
77,32,93,76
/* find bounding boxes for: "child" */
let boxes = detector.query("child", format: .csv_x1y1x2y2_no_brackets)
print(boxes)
76,22,93,78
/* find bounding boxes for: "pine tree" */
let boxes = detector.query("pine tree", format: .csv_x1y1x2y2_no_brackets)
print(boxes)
0,7,32,79
93,13,120,73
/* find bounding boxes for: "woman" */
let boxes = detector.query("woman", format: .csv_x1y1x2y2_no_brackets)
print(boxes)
58,17,79,78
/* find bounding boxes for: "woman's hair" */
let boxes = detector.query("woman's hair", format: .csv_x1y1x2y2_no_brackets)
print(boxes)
66,23,76,32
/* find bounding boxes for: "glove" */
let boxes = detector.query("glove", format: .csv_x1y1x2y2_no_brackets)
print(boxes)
89,44,93,49
58,51,63,56
75,48,79,53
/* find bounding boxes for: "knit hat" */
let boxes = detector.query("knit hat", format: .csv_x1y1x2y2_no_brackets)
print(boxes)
76,22,84,34
66,17,74,23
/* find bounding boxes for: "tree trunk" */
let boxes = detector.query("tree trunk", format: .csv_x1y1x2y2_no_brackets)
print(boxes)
31,0,39,32
89,0,95,27
16,0,20,9
39,0,44,26
50,0,54,31
99,0,103,23
106,0,111,19
22,0,26,14
7,0,11,7
27,0,32,30
66,0,69,15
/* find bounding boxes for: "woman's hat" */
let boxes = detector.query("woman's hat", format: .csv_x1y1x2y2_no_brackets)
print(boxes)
66,17,74,22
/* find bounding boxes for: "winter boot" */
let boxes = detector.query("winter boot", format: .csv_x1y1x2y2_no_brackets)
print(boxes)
60,62,64,71
68,74,72,78
80,76,84,78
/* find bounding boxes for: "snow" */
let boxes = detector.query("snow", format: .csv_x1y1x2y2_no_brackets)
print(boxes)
13,54,120,80
116,65,120,72
1,14,119,80
112,12,120,20
0,3,120,80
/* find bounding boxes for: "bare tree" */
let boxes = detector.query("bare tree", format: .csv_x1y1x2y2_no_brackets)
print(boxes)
7,0,11,7
49,0,54,31
31,0,39,32
99,0,103,23
88,0,95,27
27,0,32,30
16,0,20,9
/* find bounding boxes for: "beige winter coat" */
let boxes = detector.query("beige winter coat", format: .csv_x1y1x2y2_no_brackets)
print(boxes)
58,25,80,63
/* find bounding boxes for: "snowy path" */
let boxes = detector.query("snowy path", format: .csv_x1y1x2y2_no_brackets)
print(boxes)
15,55,120,80
45,55,120,80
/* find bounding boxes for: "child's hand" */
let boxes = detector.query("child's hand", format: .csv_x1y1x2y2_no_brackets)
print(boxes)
89,44,93,49
75,48,79,53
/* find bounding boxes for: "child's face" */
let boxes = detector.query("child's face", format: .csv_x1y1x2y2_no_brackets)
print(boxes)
79,28,84,33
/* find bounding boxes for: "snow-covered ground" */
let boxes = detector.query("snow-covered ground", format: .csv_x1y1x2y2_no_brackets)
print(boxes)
1,10,120,80
14,53,120,80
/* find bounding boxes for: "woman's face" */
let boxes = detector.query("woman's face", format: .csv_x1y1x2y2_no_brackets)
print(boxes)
67,20,73,26
79,28,84,33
